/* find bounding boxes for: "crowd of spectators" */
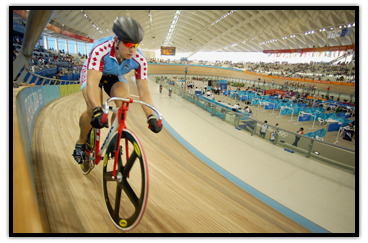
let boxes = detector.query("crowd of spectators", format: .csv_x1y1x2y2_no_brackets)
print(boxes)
246,60,355,83
13,38,84,85
147,54,355,83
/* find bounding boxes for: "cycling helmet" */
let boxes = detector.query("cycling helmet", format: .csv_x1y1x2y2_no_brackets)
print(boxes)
113,16,144,43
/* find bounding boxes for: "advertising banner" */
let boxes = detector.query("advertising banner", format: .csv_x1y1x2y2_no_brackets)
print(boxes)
265,103,275,110
336,112,350,119
42,85,60,105
304,131,316,138
328,123,342,132
280,107,293,115
17,86,44,150
298,113,312,122
316,128,327,138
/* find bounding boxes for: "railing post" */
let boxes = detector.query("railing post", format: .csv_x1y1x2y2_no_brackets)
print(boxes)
306,139,314,158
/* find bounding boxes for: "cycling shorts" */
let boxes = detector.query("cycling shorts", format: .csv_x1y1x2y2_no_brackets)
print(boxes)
80,64,129,96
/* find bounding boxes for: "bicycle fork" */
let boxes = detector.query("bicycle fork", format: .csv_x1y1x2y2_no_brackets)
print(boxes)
112,102,130,179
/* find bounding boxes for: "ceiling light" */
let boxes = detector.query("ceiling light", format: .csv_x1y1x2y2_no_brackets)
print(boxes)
353,23,355,26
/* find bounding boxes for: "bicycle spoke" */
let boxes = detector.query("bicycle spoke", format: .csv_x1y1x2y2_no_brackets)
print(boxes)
122,151,137,177
122,179,139,209
113,183,122,220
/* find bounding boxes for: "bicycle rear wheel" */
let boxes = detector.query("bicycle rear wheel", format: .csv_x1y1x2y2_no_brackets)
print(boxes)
81,128,95,175
102,129,149,231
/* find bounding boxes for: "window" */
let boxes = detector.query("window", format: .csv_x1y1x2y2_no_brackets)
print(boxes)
77,42,86,55
68,40,77,54
86,43,93,56
43,36,48,49
48,37,57,50
58,39,66,53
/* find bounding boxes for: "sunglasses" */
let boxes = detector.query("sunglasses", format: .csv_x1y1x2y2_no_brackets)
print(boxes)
120,40,139,49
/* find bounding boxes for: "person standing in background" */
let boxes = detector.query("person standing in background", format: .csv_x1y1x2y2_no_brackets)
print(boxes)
260,120,268,138
292,127,304,147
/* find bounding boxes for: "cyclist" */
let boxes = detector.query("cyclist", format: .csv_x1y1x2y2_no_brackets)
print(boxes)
72,16,163,164
159,84,163,94
168,88,172,97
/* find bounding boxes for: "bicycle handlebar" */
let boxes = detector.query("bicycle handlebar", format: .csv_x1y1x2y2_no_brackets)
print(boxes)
101,97,163,127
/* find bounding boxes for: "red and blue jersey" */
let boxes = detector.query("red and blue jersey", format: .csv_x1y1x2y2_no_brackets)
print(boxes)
84,36,147,81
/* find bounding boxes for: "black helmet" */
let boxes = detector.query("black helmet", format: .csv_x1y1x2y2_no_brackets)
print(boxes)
113,16,144,43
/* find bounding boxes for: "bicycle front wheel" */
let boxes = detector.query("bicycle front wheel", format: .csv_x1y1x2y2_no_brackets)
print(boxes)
102,129,149,231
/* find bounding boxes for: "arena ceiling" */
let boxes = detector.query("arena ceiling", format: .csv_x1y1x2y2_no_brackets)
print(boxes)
13,9,356,57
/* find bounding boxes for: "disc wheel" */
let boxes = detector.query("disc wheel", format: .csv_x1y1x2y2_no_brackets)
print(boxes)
81,128,95,175
102,129,149,231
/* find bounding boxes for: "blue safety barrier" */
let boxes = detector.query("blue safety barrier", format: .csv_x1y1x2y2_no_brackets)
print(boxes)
298,113,312,122
316,128,327,138
336,117,353,127
328,123,342,132
336,112,349,119
280,107,293,115
264,103,275,110
215,111,225,119
304,131,316,138
324,113,337,120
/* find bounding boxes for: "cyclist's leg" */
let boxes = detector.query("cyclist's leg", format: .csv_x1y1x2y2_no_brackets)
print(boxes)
77,86,102,145
73,65,103,163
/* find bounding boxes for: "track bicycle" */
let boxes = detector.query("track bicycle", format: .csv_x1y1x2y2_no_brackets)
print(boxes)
80,97,162,231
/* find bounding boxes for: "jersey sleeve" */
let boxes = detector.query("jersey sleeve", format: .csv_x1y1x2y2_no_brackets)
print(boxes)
86,41,112,72
132,49,148,80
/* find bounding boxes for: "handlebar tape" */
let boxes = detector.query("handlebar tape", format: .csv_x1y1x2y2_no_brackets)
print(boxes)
148,119,162,130
101,113,108,124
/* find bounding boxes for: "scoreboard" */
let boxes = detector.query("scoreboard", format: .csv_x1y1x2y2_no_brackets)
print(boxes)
161,46,176,56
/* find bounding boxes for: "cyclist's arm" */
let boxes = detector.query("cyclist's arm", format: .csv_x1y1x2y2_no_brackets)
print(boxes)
86,69,103,109
136,78,154,118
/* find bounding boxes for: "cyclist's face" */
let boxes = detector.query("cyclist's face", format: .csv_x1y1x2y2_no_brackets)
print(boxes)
117,40,138,60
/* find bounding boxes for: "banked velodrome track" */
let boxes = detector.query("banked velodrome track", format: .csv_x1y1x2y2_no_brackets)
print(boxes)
31,76,311,233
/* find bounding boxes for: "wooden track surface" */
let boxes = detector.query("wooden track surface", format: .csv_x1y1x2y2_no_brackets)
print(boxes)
32,77,312,233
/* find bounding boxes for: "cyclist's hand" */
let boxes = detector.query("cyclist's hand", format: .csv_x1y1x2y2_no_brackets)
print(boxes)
90,107,108,129
147,115,162,133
